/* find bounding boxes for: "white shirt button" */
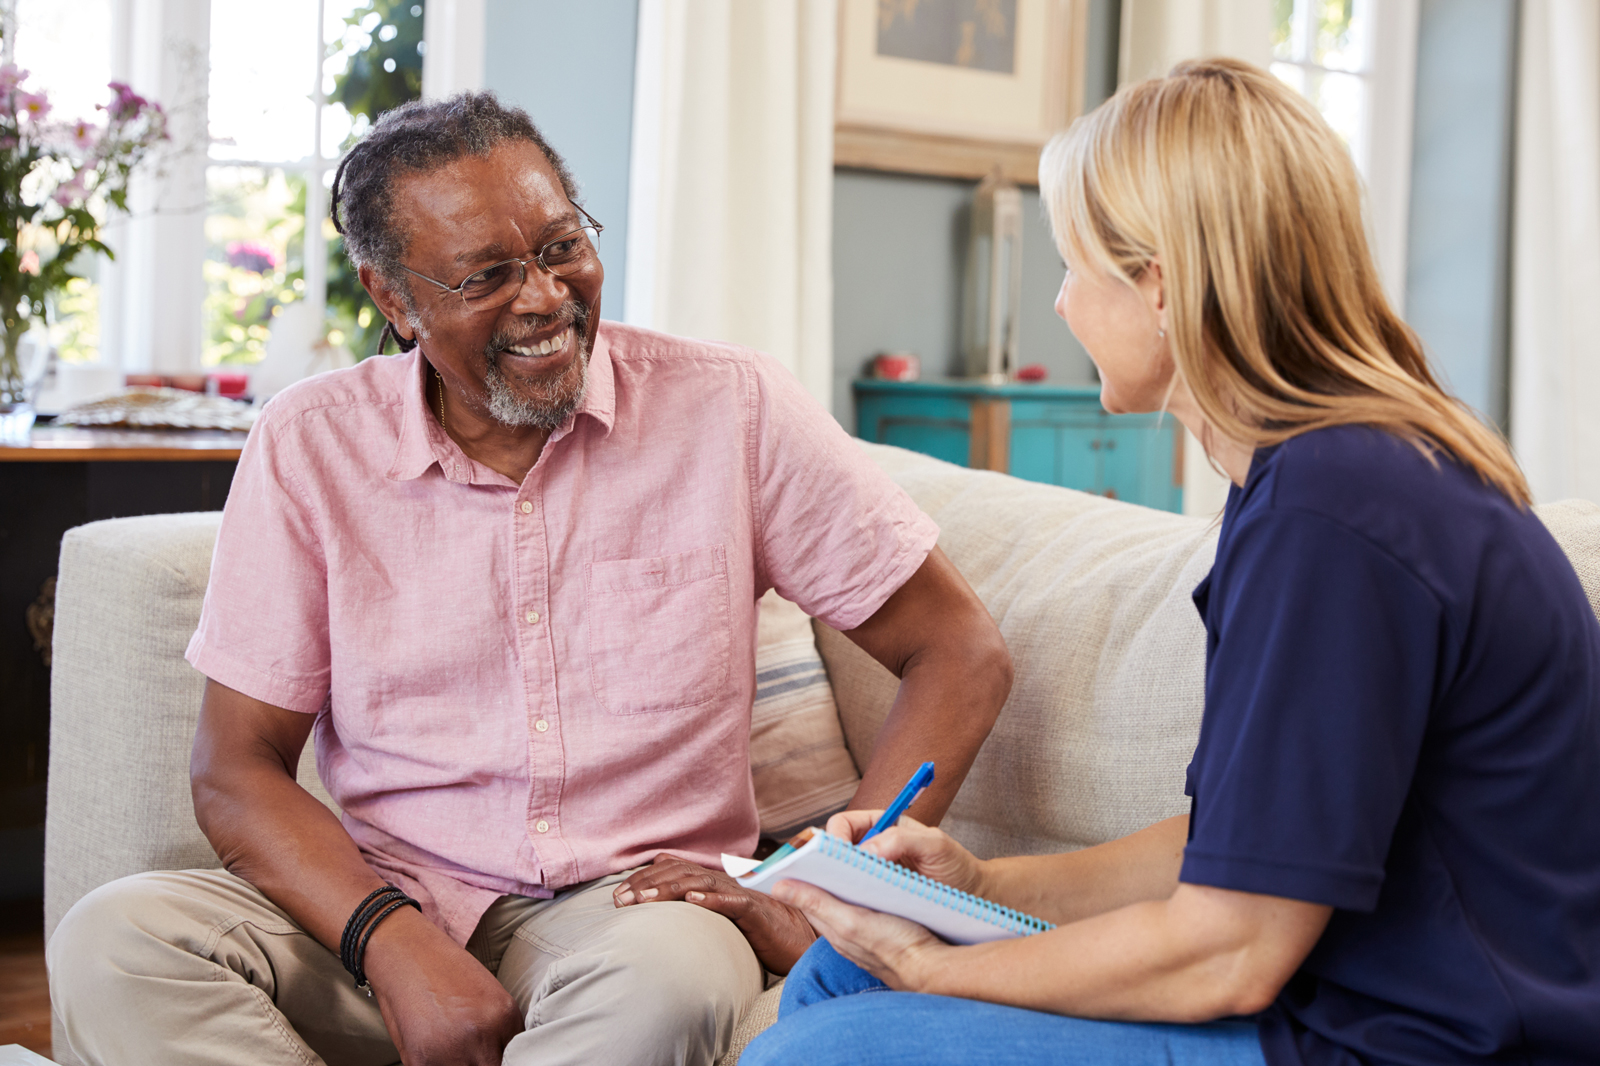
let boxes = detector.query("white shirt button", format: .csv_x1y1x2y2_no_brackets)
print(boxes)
535,819,550,833
534,719,549,733
519,501,533,514
525,610,540,624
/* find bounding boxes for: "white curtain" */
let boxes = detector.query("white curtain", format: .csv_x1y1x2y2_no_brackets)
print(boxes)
1118,0,1272,83
624,0,836,410
1510,0,1600,505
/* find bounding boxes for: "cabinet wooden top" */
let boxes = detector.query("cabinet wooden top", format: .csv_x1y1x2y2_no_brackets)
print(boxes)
854,378,1103,400
0,426,250,461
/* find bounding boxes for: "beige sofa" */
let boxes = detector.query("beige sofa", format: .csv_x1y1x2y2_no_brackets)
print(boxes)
43,441,1600,1065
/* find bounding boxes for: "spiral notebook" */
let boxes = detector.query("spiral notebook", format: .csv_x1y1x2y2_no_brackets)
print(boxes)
722,829,1055,945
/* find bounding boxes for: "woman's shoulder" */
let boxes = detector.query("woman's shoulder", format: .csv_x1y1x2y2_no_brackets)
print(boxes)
1246,424,1509,524
1231,424,1556,599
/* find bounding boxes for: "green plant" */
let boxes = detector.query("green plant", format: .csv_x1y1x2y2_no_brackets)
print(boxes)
325,0,424,359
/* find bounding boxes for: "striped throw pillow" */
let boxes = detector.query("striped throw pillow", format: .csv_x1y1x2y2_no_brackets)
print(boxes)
750,590,861,838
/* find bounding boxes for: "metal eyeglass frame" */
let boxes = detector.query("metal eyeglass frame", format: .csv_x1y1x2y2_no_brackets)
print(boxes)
397,205,604,312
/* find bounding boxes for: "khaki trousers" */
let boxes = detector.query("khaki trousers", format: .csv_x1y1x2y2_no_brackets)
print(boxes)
47,868,763,1066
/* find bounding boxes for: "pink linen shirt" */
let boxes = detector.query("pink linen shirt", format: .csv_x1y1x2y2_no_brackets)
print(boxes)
185,322,938,944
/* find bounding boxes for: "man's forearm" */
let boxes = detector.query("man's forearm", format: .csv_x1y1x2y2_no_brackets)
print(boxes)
191,679,402,955
191,680,522,1057
193,754,390,951
841,547,1013,825
848,637,1011,824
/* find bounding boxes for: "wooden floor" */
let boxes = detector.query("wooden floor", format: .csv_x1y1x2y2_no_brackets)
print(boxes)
0,901,52,1060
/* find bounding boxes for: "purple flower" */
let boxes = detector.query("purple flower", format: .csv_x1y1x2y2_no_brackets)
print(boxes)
16,90,51,122
106,81,150,121
53,174,89,207
0,64,30,96
69,119,99,150
226,240,279,274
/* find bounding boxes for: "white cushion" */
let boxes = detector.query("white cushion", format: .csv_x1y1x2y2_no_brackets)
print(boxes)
817,442,1219,858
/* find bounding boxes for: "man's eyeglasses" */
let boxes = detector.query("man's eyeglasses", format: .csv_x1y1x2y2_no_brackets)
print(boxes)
399,206,604,312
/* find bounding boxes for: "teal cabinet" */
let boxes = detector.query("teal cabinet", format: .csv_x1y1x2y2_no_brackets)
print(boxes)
855,380,1184,513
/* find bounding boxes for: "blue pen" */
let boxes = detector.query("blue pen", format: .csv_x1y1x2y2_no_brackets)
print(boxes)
859,761,935,843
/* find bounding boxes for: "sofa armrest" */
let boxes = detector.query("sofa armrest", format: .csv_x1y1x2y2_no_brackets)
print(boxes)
44,513,336,945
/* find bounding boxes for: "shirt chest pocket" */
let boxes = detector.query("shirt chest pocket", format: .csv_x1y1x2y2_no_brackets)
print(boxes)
585,546,732,714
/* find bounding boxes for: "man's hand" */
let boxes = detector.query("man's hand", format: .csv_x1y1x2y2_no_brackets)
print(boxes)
363,907,523,1065
612,854,817,974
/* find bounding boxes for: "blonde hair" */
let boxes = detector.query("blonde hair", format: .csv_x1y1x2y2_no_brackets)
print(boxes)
1040,58,1530,505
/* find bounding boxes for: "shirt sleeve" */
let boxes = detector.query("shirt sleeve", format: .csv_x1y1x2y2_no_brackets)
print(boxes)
1180,505,1447,911
748,355,940,632
184,408,333,713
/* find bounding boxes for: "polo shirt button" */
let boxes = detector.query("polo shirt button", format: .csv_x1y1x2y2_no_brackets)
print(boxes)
534,719,549,732
526,610,540,624
519,501,533,514
535,820,550,833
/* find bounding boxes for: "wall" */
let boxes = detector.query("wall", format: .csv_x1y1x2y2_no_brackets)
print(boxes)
482,0,638,321
831,175,1096,424
830,0,1123,430
1403,0,1519,427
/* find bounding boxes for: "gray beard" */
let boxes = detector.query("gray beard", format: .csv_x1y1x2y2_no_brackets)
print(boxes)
482,304,592,430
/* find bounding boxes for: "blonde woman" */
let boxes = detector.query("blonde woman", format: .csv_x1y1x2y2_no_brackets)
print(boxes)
740,60,1600,1066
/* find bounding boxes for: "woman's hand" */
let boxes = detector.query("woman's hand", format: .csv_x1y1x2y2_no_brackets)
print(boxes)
772,878,955,991
826,810,989,897
612,854,817,974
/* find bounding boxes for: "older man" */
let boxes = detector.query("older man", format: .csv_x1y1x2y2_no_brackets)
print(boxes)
48,93,1010,1066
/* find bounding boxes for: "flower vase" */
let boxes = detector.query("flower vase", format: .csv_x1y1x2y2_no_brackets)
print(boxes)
0,324,38,442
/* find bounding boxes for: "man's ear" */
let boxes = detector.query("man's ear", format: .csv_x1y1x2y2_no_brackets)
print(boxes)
358,264,414,341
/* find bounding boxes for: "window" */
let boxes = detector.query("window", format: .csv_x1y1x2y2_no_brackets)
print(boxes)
1272,0,1419,305
1272,0,1368,168
204,0,423,368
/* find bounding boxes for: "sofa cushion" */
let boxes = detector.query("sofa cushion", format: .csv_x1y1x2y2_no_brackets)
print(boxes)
1532,498,1600,615
816,442,1222,858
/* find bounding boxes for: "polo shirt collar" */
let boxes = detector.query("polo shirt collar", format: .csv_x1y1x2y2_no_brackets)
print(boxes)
575,324,616,435
385,326,616,483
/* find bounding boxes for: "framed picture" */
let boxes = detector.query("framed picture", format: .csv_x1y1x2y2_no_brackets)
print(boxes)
835,0,1089,185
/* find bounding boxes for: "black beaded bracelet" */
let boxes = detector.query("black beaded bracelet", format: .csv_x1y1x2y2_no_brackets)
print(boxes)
340,887,401,976
340,886,419,992
351,896,418,991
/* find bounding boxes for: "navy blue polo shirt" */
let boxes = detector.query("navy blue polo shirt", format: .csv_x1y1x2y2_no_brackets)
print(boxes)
1183,425,1600,1066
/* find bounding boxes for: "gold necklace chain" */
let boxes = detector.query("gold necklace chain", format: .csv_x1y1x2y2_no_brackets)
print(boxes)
433,369,447,430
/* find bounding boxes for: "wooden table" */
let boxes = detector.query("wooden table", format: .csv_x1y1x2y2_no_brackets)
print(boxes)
0,426,249,462
1,426,249,906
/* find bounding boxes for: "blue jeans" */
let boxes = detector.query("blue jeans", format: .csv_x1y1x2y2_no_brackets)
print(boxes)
740,940,1268,1066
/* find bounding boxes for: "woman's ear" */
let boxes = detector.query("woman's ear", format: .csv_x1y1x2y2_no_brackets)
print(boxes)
1139,257,1168,334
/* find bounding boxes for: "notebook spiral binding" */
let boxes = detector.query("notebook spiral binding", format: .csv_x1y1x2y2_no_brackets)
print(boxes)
818,833,1055,935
